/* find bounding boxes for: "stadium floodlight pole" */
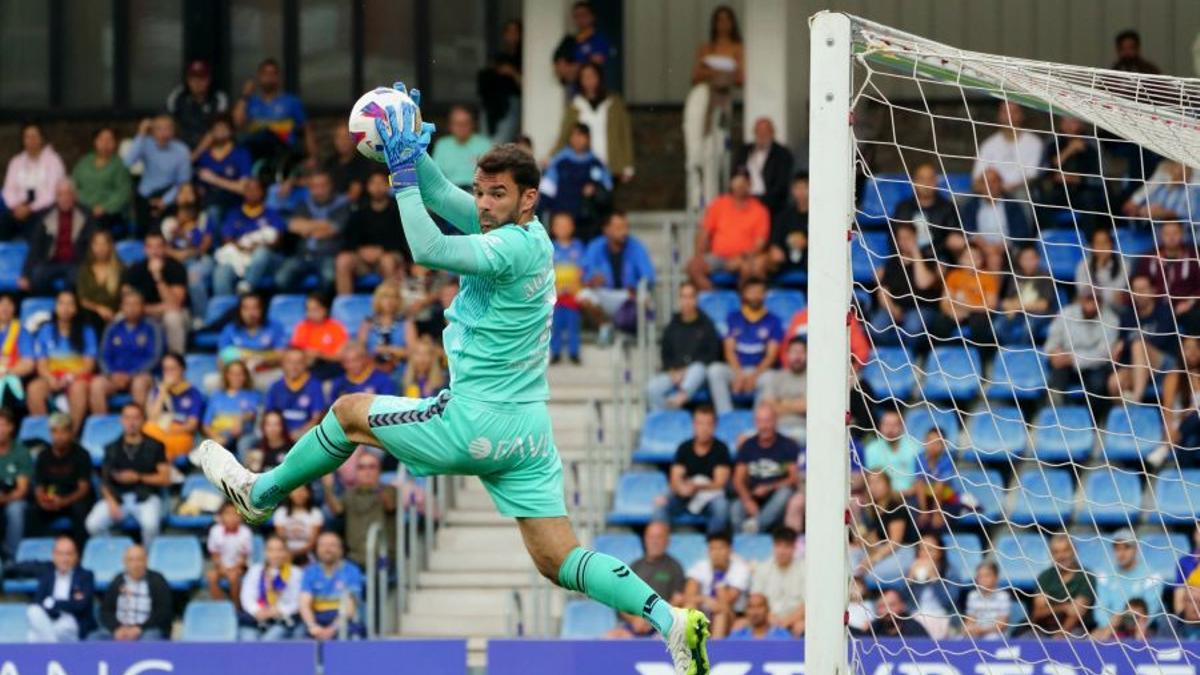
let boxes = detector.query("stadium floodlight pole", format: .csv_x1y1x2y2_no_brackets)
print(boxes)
805,11,853,674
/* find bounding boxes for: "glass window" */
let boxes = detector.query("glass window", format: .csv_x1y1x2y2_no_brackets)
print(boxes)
299,0,353,104
363,0,417,93
230,0,284,89
0,1,49,108
62,0,114,108
129,0,184,109
430,0,487,103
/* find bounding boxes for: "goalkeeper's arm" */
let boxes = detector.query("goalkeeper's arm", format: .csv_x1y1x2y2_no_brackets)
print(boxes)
416,153,481,235
394,186,508,277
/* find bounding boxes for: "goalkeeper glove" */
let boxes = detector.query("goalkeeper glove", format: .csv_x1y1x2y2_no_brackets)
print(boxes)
374,81,436,192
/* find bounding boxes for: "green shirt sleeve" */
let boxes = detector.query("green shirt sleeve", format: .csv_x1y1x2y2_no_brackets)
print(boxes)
394,186,514,278
104,161,133,214
416,153,480,235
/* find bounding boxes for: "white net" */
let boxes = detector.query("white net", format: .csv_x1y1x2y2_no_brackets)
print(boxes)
839,14,1200,672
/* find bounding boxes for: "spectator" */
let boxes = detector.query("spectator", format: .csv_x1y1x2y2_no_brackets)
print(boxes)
1173,524,1200,638
868,588,929,638
683,530,750,639
399,337,446,399
913,428,958,532
870,221,942,346
91,289,159,415
906,533,955,638
142,353,206,463
266,347,325,442
0,410,30,560
1096,598,1155,641
553,1,614,86
0,293,34,408
891,164,961,258
1166,336,1200,458
736,118,793,216
161,183,216,319
972,101,1042,196
94,544,172,641
478,19,523,143
550,212,586,364
71,127,131,232
1092,529,1164,632
27,291,97,433
77,230,125,330
194,114,251,220
1031,533,1095,638
238,535,302,641
862,410,920,496
691,6,744,88
687,168,770,290
324,450,396,568
273,484,323,566
291,291,349,381
577,211,655,334
336,171,410,295
1075,228,1128,310
277,170,349,290
853,471,917,583
330,344,396,399
1112,29,1160,74
654,406,731,535
167,59,230,149
727,593,791,640
731,405,799,534
937,241,1001,350
541,123,612,242
1045,285,1117,408
244,410,293,473
26,535,95,642
203,360,261,451
413,276,458,346
995,245,1056,344
358,281,415,375
1134,220,1200,316
963,560,1011,640
218,293,288,382
1034,116,1105,229
432,105,494,190
767,173,808,280
1122,160,1191,223
1110,274,1180,403
325,123,373,203
646,281,723,410
213,176,285,297
207,501,253,600
20,179,93,295
749,527,805,637
85,404,169,544
29,413,92,543
2,122,66,238
962,166,1032,257
123,231,190,354
606,521,687,638
758,337,807,442
233,58,316,169
300,531,365,640
555,62,634,185
125,115,191,234
708,277,783,415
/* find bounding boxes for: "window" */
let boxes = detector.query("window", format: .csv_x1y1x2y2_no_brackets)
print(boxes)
0,2,50,108
299,0,353,104
230,0,285,87
129,0,184,109
363,0,417,94
429,0,487,103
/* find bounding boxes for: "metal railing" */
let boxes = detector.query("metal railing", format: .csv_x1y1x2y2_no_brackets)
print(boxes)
364,520,384,638
394,469,442,634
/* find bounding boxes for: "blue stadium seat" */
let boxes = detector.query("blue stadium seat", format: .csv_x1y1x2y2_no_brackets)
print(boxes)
0,602,30,642
774,269,807,288
921,346,983,402
116,240,147,266
82,536,134,591
252,534,265,564
857,173,912,227
148,535,204,591
18,415,49,446
851,233,891,284
1007,469,1074,527
862,347,917,401
1114,227,1155,256
1071,534,1112,577
903,405,960,445
941,173,972,196
952,469,1004,529
332,294,373,338
185,353,219,393
2,538,55,595
632,410,693,464
961,406,1027,464
715,410,755,453
268,294,307,337
943,532,984,584
192,294,240,350
993,532,1050,591
764,290,805,324
667,532,707,570
559,600,616,638
1030,406,1094,462
607,472,667,526
1140,531,1188,582
165,474,222,529
81,414,123,465
592,533,643,564
733,534,773,563
1078,468,1142,528
697,290,740,334
19,296,54,327
1039,230,1085,282
1101,403,1164,463
0,242,28,292
1152,469,1200,526
709,269,738,289
181,600,238,641
985,349,1047,402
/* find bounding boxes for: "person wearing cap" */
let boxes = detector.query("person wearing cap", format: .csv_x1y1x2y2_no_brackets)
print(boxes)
1044,284,1117,416
1092,529,1164,636
686,167,770,291
166,60,230,150
29,413,93,544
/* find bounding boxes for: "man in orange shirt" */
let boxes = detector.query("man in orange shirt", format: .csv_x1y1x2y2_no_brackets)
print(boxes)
687,168,770,290
290,291,349,381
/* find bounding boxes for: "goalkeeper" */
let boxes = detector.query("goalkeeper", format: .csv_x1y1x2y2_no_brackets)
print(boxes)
194,83,710,674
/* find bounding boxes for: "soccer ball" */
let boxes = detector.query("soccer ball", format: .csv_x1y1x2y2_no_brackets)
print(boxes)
347,86,423,163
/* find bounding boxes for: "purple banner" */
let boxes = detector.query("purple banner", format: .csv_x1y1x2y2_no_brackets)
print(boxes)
0,642,316,674
322,639,467,675
487,639,801,674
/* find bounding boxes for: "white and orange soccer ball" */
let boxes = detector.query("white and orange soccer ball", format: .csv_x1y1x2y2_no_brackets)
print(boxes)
347,86,423,163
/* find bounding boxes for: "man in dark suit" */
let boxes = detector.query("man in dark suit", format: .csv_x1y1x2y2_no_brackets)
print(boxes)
93,544,173,641
26,535,96,641
737,117,794,216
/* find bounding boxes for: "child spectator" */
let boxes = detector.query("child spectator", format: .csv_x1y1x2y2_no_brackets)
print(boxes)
291,291,349,381
161,183,216,319
194,114,251,221
431,105,493,190
963,560,1011,639
357,281,415,374
76,230,125,330
202,360,262,452
266,348,325,442
2,122,65,239
400,337,446,399
214,177,285,296
71,127,131,233
27,291,97,434
541,123,612,242
550,211,585,364
142,352,206,462
91,288,160,414
273,484,323,566
335,171,410,295
238,535,302,641
207,501,253,601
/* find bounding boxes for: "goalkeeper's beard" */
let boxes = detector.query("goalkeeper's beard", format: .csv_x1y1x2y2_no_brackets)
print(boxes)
479,205,524,233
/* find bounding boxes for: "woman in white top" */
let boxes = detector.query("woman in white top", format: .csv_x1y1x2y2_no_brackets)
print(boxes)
553,62,634,182
272,484,324,565
239,535,303,641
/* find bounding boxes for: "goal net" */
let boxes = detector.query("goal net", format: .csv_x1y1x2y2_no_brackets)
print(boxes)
807,12,1200,673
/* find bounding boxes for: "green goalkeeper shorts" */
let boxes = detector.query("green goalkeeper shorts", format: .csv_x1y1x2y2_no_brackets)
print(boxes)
367,390,566,519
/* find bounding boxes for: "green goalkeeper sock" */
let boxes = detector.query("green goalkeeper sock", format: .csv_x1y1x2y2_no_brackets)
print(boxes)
557,547,675,636
249,411,356,509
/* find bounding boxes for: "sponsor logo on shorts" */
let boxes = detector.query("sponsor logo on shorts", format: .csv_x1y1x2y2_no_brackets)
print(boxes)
468,437,493,459
469,433,552,461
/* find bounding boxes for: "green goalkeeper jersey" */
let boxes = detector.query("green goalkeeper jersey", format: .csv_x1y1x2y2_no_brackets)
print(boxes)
393,154,555,404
